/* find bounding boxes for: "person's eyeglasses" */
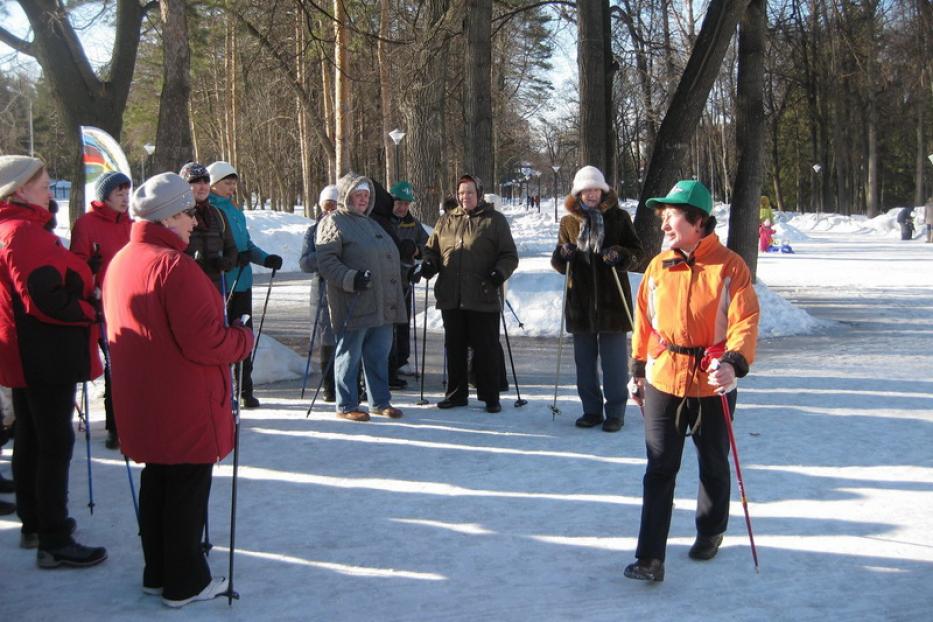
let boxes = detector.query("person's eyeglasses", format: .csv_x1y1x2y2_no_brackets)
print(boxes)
182,207,197,218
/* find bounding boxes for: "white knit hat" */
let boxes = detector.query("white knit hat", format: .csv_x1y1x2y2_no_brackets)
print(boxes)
208,161,238,186
319,184,338,205
0,155,44,199
570,165,610,196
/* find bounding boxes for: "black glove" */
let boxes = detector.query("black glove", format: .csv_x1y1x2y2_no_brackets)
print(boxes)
559,243,576,259
237,252,251,267
407,264,422,285
601,247,624,267
353,270,373,291
420,260,438,280
264,254,283,270
87,252,103,275
488,268,505,287
398,239,417,263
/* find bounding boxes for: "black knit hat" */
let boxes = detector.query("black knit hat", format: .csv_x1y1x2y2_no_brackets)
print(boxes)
94,171,132,203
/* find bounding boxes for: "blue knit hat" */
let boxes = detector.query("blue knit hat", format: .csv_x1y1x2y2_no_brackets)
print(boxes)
95,171,132,203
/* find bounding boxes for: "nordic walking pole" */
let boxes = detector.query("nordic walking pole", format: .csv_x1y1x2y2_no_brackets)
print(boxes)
719,389,759,573
609,267,636,330
95,304,140,526
80,382,95,514
411,286,419,379
417,277,430,405
226,337,247,605
498,288,527,407
550,266,571,420
300,285,325,399
306,292,363,416
504,298,525,329
251,268,277,366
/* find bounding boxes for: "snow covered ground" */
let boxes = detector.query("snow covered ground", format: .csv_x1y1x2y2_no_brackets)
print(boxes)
3,202,932,620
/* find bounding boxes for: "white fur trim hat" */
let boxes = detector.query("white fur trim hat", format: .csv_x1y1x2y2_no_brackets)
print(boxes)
570,165,610,196
0,155,44,199
319,184,338,205
132,173,195,222
208,161,238,186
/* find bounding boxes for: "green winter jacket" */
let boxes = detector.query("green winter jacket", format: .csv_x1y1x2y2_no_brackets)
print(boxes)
423,201,519,313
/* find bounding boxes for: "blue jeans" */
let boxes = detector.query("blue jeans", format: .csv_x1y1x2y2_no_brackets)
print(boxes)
334,323,393,412
572,332,629,420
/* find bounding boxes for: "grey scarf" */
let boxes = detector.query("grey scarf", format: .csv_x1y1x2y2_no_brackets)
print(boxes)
575,202,605,262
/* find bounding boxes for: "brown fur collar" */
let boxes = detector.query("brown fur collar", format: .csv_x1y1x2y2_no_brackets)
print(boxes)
564,189,619,219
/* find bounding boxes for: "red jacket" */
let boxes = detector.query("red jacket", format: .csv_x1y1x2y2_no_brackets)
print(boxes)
104,221,253,464
70,201,132,289
0,200,102,387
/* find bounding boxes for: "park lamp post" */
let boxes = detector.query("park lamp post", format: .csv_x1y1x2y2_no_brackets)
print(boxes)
551,165,561,223
142,143,155,182
389,128,406,184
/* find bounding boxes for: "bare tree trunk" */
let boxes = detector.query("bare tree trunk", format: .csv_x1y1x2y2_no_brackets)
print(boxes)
2,0,149,223
153,0,193,174
378,0,397,185
463,0,494,186
296,10,312,216
320,39,336,181
577,0,612,174
633,0,749,262
334,0,351,176
729,0,766,281
400,0,454,225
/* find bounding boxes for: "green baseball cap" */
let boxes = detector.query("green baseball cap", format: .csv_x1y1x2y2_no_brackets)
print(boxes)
390,180,416,203
645,180,712,215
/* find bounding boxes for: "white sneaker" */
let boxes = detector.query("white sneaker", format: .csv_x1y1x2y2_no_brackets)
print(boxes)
397,364,415,376
142,586,162,596
161,577,227,608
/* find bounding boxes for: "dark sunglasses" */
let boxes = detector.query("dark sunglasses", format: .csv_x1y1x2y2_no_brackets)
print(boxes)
182,207,198,218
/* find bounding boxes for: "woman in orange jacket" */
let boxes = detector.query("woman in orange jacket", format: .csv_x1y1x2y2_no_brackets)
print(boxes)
623,180,759,582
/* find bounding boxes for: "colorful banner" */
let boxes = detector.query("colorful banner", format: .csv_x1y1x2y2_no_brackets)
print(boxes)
80,126,131,212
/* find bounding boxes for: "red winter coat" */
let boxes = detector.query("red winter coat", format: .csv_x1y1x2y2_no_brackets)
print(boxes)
0,200,102,388
104,221,253,464
70,201,132,289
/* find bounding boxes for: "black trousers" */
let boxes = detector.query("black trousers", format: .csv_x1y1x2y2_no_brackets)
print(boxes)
441,309,500,404
99,338,116,436
227,290,254,398
635,384,736,562
12,383,76,548
140,463,213,600
390,287,413,372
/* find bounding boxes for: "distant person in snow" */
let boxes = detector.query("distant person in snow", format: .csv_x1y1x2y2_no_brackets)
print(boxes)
104,173,253,607
624,180,759,583
299,184,339,402
207,161,282,409
758,195,773,224
758,219,776,253
551,165,642,433
314,172,407,422
897,207,914,241
70,171,133,450
0,155,107,568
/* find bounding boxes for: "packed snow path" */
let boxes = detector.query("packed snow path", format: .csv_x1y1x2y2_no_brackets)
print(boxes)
2,232,932,621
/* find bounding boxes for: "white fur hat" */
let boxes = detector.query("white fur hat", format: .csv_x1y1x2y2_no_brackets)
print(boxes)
570,165,610,196
208,161,238,186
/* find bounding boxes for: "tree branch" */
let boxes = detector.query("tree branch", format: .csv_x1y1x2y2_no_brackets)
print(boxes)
0,25,35,56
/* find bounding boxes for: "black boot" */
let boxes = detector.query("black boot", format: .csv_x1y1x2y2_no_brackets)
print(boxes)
320,345,336,402
623,558,664,582
688,533,723,560
37,540,107,569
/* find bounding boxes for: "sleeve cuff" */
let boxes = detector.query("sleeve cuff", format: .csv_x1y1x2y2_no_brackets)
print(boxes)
720,351,750,378
629,358,646,378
